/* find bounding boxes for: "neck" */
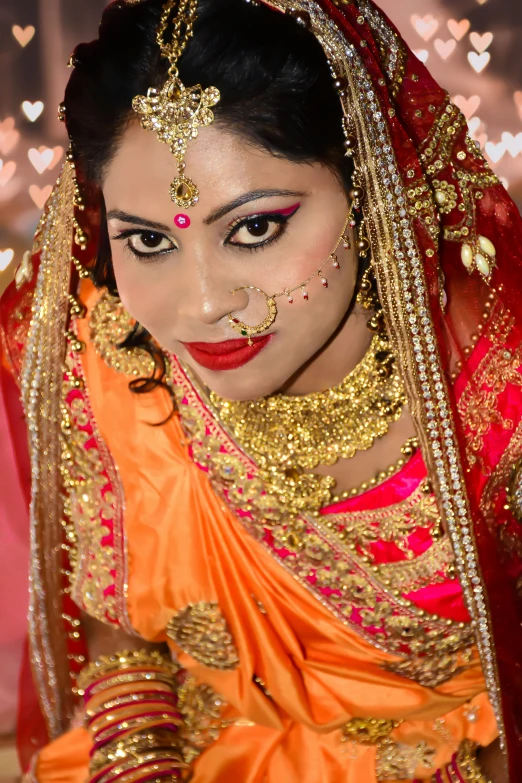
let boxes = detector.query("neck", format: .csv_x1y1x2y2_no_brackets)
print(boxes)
279,303,374,396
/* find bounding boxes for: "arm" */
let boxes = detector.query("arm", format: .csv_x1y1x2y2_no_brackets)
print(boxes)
79,614,188,782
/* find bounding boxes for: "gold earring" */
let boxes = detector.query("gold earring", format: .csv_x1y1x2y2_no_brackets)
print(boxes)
356,265,379,311
227,216,351,343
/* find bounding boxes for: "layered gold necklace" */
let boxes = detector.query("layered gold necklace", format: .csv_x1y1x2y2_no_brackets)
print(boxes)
209,333,407,516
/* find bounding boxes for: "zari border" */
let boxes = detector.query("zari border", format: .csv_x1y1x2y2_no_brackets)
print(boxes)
259,0,505,751
62,320,134,634
20,162,77,737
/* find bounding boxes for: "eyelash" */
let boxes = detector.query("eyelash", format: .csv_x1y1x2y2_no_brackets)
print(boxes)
109,229,174,263
223,211,296,252
110,209,297,262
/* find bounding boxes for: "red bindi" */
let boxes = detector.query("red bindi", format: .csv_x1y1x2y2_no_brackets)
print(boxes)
174,214,191,229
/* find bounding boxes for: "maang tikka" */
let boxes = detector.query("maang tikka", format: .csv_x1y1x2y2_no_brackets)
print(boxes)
132,0,220,208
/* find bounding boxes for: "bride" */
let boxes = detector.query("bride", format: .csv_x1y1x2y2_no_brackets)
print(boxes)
2,0,521,781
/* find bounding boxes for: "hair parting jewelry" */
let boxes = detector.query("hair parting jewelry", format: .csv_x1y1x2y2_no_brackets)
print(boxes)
227,215,351,345
132,0,220,208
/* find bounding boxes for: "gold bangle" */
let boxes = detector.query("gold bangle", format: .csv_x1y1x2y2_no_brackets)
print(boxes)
90,730,182,776
78,649,178,690
94,713,183,745
88,688,178,717
94,755,186,783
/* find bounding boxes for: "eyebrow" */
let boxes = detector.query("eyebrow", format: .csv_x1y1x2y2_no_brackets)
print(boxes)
106,188,306,232
203,188,307,225
106,210,172,233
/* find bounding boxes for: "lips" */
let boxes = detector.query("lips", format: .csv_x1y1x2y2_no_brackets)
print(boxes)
182,334,273,371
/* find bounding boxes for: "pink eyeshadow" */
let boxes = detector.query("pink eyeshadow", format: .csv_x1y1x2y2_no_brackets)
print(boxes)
237,203,301,220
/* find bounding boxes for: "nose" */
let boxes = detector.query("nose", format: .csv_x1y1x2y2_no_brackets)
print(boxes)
177,264,248,327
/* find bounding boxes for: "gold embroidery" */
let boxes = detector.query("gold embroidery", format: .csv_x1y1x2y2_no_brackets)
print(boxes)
507,457,522,522
458,304,522,471
1,289,35,379
383,646,474,689
90,289,155,378
376,739,435,781
482,420,522,521
177,674,230,765
332,484,441,548
167,602,240,671
60,324,131,630
416,99,499,247
376,537,454,592
342,717,401,746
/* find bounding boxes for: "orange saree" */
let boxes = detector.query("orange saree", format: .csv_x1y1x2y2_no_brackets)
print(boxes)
2,0,522,781
30,279,498,783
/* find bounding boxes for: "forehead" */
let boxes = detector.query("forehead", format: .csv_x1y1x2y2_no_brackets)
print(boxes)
103,121,334,218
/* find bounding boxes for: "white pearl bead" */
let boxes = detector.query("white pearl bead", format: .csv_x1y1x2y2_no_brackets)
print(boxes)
435,190,447,205
461,244,474,269
478,235,496,258
475,253,491,277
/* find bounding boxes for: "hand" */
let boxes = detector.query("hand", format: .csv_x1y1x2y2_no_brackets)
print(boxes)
477,740,509,783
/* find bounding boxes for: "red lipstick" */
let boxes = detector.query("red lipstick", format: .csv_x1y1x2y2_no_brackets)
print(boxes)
182,335,273,371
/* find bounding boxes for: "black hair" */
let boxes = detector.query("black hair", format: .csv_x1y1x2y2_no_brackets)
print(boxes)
64,0,354,406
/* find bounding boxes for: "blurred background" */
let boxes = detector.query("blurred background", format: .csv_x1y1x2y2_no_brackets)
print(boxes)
0,0,521,779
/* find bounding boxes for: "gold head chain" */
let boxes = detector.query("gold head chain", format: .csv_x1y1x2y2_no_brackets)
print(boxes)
132,0,220,207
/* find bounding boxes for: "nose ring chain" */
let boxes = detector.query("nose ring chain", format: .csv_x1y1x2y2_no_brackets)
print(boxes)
228,216,351,346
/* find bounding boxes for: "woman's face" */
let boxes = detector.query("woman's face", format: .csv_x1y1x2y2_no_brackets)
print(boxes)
103,121,357,400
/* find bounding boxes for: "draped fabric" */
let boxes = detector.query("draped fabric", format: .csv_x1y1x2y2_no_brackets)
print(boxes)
1,0,522,780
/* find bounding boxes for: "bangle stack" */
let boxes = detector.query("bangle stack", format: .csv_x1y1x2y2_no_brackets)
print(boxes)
78,649,188,783
431,739,492,783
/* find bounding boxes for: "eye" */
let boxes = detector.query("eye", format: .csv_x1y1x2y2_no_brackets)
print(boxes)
110,229,177,261
228,216,282,246
225,206,299,251
127,231,175,256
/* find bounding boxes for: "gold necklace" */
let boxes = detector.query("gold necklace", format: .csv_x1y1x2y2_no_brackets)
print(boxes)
209,333,407,516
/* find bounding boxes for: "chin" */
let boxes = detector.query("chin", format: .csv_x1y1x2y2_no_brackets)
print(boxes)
197,368,286,402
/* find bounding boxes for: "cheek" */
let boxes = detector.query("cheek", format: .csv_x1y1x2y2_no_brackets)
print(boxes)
275,247,357,336
110,249,172,332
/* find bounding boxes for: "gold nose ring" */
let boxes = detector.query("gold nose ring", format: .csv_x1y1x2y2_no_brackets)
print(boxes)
227,287,278,346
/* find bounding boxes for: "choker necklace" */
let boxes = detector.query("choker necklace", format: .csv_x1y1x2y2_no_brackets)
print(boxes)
209,332,407,516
